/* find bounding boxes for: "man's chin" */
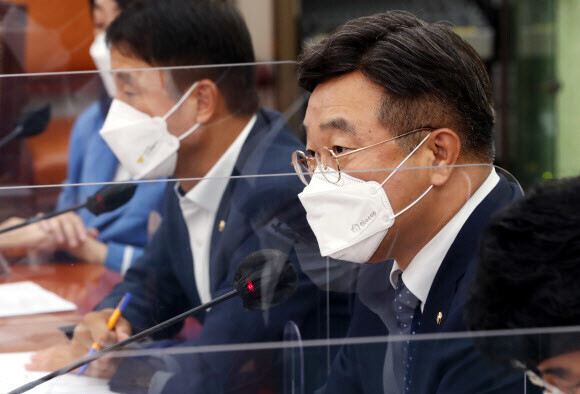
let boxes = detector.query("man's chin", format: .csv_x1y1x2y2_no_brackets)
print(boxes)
364,250,392,264
364,236,395,264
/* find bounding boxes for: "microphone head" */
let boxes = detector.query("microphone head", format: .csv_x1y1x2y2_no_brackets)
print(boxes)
85,183,137,215
233,249,298,311
17,105,51,138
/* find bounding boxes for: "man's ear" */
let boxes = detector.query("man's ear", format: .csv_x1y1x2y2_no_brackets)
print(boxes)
425,128,461,186
190,79,218,124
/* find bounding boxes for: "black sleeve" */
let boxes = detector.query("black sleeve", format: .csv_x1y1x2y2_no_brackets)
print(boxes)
95,217,188,338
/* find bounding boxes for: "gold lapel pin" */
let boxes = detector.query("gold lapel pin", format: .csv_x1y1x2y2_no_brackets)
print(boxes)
436,312,443,326
218,220,226,232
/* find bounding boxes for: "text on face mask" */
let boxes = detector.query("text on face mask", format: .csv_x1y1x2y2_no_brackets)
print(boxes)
351,211,377,233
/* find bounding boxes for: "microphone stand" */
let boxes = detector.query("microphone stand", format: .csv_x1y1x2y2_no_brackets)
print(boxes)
9,248,295,394
0,203,86,235
9,289,239,394
0,125,23,150
0,182,137,236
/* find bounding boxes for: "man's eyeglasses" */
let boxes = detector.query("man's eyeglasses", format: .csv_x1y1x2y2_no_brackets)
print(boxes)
512,360,568,394
291,127,433,186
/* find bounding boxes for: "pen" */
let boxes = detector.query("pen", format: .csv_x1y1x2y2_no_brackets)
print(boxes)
77,292,132,376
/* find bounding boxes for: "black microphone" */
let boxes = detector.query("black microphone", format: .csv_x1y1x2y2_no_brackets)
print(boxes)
0,183,137,235
0,105,51,150
8,249,298,394
83,183,137,215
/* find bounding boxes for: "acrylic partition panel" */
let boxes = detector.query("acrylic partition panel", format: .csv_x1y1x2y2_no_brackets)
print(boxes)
0,62,563,394
0,61,304,189
0,161,540,394
45,325,575,394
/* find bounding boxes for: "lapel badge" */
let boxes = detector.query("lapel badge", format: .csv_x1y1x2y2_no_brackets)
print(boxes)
436,312,443,326
219,220,226,232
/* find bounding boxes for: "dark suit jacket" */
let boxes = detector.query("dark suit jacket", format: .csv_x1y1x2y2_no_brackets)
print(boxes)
320,175,540,394
96,108,352,393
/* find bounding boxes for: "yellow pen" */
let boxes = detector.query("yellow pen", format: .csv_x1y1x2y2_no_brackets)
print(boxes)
77,292,132,376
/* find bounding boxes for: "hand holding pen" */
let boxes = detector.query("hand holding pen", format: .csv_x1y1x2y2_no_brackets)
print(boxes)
77,293,132,376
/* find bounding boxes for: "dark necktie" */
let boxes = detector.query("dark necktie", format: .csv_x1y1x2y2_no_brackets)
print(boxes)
390,272,421,393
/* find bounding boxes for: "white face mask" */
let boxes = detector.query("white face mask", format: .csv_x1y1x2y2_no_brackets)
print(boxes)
298,134,433,264
90,32,116,98
99,82,201,179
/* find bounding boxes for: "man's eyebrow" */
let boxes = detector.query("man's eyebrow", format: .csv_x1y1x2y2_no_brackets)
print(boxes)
319,117,356,134
542,367,571,379
116,72,133,84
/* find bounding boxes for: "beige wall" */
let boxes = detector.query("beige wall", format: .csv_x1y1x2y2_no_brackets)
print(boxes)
235,0,275,61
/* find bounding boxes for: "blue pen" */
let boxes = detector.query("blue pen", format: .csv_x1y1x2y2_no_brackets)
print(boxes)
77,292,132,376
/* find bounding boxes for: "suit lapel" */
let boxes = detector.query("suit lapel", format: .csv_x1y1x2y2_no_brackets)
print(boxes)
208,168,244,290
208,110,271,294
165,187,200,306
405,176,520,394
418,175,519,333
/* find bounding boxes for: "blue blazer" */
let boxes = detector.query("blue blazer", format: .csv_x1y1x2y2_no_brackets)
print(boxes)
319,175,541,394
97,109,353,393
57,101,166,272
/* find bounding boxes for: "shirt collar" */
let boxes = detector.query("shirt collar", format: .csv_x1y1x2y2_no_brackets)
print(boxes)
389,168,500,311
175,114,257,212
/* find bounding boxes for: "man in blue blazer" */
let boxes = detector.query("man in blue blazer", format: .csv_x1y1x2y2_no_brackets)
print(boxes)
53,0,162,272
290,11,535,393
1,0,163,272
54,97,165,272
26,1,352,392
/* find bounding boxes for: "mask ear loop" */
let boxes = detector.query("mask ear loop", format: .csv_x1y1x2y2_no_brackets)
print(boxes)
380,133,432,187
162,81,200,121
393,185,433,218
377,133,434,218
161,81,201,141
178,122,201,141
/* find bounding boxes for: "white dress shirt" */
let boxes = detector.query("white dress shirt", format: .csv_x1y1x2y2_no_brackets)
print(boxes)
389,168,500,311
176,114,257,304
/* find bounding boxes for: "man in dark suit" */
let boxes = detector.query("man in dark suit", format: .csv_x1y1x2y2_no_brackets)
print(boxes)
27,1,351,393
290,11,532,393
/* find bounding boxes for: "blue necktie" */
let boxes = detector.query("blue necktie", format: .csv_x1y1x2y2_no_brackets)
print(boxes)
391,273,420,393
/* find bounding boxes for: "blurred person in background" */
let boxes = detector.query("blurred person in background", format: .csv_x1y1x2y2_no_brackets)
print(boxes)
0,0,166,273
26,1,351,393
467,177,580,394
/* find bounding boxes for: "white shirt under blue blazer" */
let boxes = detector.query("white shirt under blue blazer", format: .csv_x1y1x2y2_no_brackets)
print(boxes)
97,108,353,394
57,100,167,273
